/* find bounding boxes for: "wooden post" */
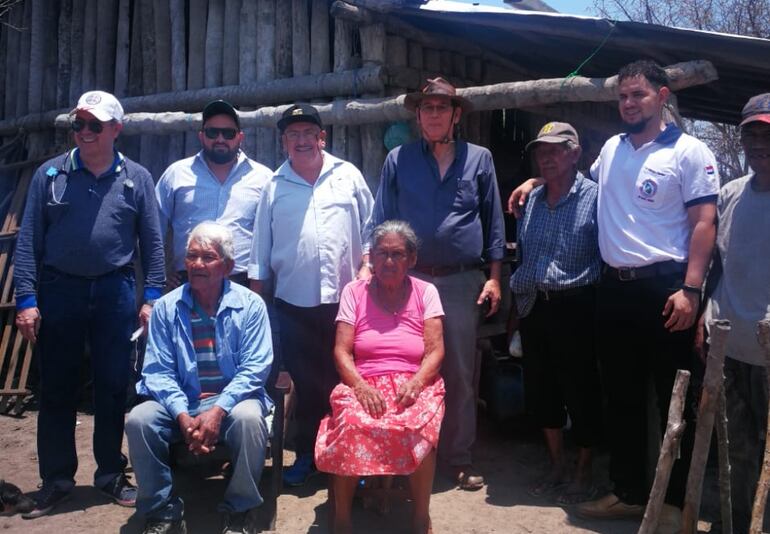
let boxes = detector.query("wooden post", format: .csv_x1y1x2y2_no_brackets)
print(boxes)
55,0,72,147
682,320,732,534
223,0,242,86
186,0,208,155
113,0,130,97
274,0,293,166
292,0,310,77
28,0,47,115
81,0,96,91
639,369,692,534
69,0,85,101
716,384,733,534
15,0,31,117
256,0,276,169
0,20,5,122
168,0,187,164
751,319,770,534
332,17,354,161
4,3,21,118
204,0,224,88
310,0,330,75
95,0,117,90
359,22,387,192
239,0,258,159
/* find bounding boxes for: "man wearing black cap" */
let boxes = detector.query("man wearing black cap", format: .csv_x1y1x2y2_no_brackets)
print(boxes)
367,78,506,490
702,92,770,534
248,104,373,486
155,100,272,288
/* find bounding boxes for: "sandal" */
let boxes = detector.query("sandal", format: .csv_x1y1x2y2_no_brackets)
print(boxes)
453,466,484,491
555,484,599,505
528,478,569,498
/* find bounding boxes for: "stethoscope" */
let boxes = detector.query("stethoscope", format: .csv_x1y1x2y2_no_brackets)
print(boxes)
45,150,133,206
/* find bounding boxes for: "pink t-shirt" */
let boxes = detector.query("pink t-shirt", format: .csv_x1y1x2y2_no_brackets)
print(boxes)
336,276,444,378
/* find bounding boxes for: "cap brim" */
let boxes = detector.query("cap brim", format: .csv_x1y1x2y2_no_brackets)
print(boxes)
740,113,770,127
525,136,572,151
403,92,473,113
277,114,323,132
72,106,113,122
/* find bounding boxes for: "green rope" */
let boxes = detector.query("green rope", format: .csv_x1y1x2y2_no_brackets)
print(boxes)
561,21,617,89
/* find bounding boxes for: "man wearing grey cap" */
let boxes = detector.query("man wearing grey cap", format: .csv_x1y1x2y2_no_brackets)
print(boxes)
702,92,770,534
510,122,602,504
248,104,373,486
14,90,165,518
155,100,273,289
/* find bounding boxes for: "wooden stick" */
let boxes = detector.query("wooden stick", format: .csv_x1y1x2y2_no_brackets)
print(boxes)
44,60,717,135
716,383,733,534
683,319,732,534
750,319,770,534
639,369,691,534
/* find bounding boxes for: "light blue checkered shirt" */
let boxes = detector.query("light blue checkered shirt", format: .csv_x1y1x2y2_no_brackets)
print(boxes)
509,173,601,317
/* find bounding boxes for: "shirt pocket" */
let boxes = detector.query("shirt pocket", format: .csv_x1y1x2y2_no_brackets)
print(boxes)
633,167,677,211
453,176,478,210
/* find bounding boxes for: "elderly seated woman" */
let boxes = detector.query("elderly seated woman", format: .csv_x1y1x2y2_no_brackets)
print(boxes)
315,220,445,534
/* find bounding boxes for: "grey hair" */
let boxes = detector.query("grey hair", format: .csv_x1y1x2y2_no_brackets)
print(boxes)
371,220,420,254
187,221,235,262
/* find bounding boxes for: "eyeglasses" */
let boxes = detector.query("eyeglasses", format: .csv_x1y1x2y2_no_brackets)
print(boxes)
373,250,408,262
419,104,453,115
185,252,223,264
283,129,321,142
71,119,108,134
203,127,238,140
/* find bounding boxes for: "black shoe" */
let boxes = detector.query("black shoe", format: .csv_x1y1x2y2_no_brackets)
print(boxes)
99,473,137,507
21,484,71,519
222,511,254,534
142,519,187,534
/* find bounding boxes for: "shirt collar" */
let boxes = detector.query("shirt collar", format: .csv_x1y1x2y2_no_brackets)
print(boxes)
194,149,249,180
69,148,125,176
620,122,683,147
533,172,586,208
277,150,342,186
179,279,244,315
420,138,466,162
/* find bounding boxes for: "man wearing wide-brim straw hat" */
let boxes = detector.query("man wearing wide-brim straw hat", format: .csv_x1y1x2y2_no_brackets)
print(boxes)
364,77,506,491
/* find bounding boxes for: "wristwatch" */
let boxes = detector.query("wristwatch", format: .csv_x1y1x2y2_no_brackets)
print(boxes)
681,284,702,297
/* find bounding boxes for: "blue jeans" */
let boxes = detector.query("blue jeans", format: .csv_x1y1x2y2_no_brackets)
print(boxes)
36,265,136,491
125,398,268,520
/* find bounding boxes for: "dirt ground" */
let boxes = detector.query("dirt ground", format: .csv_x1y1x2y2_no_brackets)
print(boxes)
1,406,725,534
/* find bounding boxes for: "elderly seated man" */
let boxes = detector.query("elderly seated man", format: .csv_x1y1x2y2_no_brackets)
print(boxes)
126,221,273,534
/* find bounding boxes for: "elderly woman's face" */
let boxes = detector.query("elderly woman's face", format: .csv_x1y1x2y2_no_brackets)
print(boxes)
372,233,416,287
185,240,232,292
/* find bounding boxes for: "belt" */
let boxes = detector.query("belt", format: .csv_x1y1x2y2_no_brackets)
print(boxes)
603,260,686,282
413,263,483,277
537,285,593,301
43,264,134,280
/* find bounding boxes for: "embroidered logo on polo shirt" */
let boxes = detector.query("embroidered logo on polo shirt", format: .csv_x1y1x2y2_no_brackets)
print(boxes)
705,165,715,175
638,179,658,201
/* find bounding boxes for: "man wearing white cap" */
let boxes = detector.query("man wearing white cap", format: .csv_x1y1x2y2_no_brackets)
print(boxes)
14,90,165,518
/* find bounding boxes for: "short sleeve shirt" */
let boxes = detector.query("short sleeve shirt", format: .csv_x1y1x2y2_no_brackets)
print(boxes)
336,276,444,378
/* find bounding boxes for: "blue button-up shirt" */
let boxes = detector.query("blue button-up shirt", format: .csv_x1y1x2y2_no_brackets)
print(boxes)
509,173,601,317
14,148,165,309
155,151,272,274
248,151,374,307
367,139,505,268
136,281,273,418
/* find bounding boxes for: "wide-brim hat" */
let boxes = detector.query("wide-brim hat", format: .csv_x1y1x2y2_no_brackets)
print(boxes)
404,77,473,114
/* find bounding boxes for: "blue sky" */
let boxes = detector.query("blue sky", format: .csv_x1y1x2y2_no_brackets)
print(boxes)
454,0,596,16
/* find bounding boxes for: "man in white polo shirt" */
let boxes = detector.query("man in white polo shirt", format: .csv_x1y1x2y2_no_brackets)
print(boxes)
508,60,719,529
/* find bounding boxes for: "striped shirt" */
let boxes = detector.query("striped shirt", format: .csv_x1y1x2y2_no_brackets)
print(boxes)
191,302,225,397
510,173,601,317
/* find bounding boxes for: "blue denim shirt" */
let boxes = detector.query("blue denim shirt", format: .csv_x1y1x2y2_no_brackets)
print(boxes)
136,281,273,419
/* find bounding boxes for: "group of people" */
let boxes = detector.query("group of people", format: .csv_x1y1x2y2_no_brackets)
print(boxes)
509,61,770,534
10,56,769,534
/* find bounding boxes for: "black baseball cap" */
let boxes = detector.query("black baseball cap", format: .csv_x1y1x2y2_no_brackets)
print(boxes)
202,100,240,129
277,104,323,132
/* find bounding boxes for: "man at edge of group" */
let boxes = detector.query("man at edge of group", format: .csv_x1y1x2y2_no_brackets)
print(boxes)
13,90,166,518
248,104,374,487
509,60,719,531
155,99,272,288
366,77,506,490
702,93,770,534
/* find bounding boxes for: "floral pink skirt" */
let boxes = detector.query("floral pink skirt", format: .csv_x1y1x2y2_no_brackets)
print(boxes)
315,372,445,476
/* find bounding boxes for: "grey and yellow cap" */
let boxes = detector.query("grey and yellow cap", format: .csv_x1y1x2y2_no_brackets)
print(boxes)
525,122,579,150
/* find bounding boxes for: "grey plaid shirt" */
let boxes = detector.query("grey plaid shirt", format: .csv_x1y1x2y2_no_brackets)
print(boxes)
509,173,601,317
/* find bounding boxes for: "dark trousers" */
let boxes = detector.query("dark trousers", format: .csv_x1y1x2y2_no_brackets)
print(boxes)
596,271,696,507
519,287,602,447
36,266,136,490
724,356,768,534
275,299,339,456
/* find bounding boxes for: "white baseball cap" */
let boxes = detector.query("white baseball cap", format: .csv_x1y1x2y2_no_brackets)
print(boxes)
71,91,124,122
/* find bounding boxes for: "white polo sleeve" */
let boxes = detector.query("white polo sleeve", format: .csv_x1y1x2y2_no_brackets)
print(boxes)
678,139,720,206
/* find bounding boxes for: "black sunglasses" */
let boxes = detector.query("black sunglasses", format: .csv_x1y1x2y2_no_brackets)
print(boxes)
71,119,107,134
203,127,238,140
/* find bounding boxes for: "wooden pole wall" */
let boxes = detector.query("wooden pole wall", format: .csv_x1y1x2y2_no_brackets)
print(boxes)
256,0,277,170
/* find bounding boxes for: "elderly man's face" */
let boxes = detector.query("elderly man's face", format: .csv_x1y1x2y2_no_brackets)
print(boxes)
72,110,122,159
199,114,243,165
533,142,581,183
742,121,770,176
416,96,461,143
185,240,233,293
282,122,325,164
